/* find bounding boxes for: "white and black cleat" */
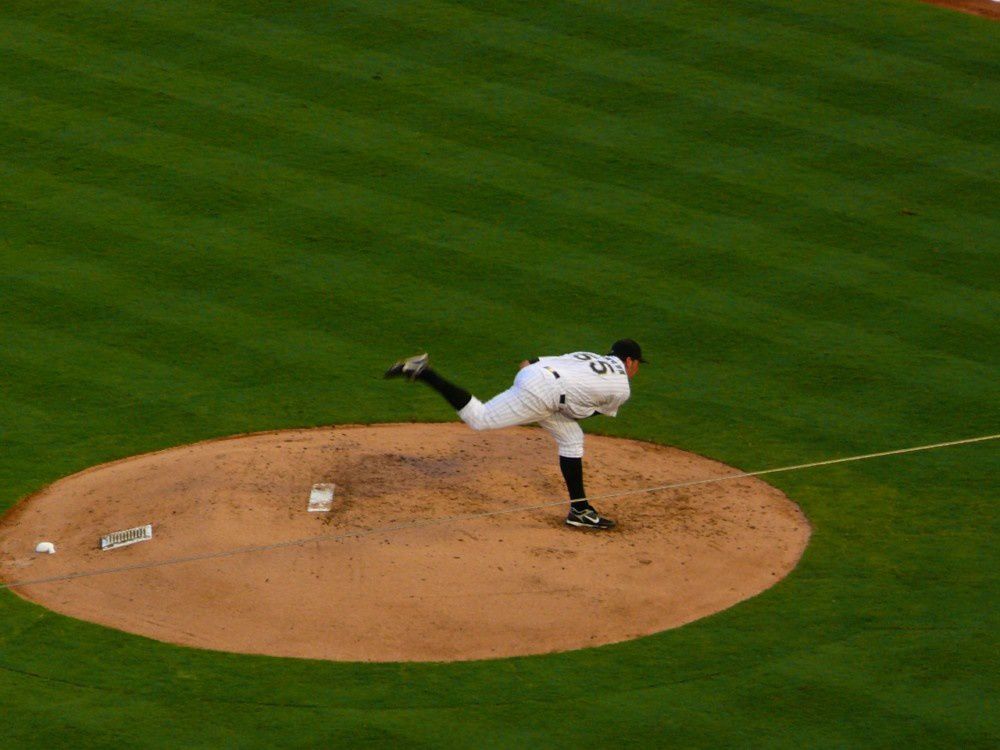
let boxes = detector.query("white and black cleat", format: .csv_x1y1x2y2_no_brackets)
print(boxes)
384,352,429,381
565,506,616,530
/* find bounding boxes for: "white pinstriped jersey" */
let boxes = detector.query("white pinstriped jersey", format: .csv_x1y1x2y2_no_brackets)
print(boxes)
536,352,631,420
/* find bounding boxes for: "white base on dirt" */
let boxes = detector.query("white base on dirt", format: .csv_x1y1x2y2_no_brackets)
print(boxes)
308,483,335,512
100,524,153,551
35,541,56,554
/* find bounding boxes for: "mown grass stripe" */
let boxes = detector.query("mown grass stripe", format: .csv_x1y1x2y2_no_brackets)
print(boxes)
0,343,209,435
699,0,1000,80
0,159,584,371
0,313,221,406
551,0,1000,114
3,19,992,446
1,84,992,426
3,98,996,410
5,167,992,458
67,0,1000,198
0,40,984,300
1,5,992,348
1,274,311,393
50,0,996,254
5,106,991,414
0,198,527,376
8,0,995,207
333,0,998,159
2,80,995,360
1,13,992,296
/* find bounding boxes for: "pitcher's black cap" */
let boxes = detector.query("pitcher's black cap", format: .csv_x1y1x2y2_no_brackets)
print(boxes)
609,339,648,364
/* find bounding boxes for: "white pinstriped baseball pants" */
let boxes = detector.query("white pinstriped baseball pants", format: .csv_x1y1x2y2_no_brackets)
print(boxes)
456,364,585,458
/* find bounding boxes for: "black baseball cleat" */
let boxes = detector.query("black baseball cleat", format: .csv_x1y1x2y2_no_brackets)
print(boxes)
384,352,429,381
565,505,616,530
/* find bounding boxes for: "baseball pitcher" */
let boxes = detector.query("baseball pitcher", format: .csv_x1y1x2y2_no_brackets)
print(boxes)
384,339,646,529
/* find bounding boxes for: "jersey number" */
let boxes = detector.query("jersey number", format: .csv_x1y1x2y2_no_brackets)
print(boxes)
574,353,618,376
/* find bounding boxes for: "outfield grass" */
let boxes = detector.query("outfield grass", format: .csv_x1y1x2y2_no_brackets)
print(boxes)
1,1,998,747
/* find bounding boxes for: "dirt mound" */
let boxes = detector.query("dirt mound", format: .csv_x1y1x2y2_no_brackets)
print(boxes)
0,424,809,662
920,0,1000,20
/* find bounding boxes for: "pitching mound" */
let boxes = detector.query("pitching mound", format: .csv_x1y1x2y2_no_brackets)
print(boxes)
0,424,809,662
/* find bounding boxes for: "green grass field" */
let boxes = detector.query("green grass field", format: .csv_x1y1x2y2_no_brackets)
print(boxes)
1,0,998,746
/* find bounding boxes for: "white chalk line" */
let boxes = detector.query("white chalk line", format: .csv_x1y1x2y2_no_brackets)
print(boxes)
0,433,996,591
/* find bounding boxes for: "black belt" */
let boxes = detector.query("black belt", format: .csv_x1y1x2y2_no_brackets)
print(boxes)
543,367,566,404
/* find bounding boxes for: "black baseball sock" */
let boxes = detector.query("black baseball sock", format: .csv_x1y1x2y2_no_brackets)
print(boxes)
417,368,473,411
560,456,590,512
